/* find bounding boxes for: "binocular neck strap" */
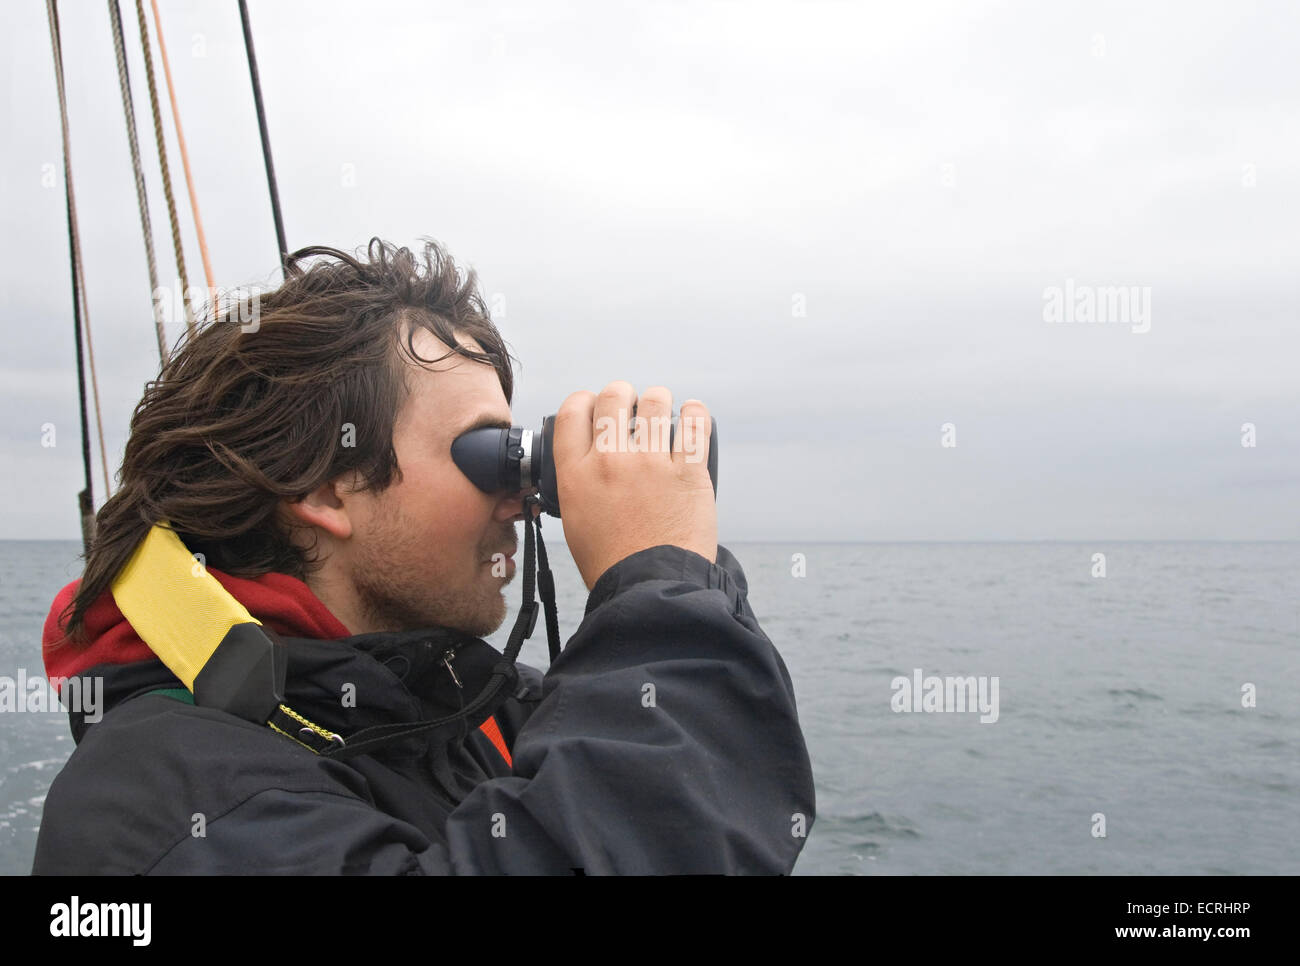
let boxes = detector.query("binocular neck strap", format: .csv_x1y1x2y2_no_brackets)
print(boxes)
324,494,561,761
503,494,561,666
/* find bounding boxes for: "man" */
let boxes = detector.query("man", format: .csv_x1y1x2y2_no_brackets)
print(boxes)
33,238,815,874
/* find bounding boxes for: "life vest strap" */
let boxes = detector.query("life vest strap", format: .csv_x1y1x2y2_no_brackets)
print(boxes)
111,523,259,691
112,523,337,751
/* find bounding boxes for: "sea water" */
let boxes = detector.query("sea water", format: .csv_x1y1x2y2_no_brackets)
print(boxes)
2,539,1296,875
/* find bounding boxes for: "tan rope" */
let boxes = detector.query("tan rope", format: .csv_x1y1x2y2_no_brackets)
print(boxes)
134,0,195,335
108,0,166,360
149,0,215,314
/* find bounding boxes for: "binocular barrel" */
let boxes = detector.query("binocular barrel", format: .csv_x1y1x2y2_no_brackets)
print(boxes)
451,413,719,517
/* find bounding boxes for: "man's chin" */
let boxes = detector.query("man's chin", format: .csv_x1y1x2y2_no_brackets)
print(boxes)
448,592,508,639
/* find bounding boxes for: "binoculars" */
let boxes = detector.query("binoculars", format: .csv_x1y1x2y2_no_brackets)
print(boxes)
451,412,719,517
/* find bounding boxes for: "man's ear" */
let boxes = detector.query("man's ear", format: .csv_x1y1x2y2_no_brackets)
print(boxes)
281,476,357,542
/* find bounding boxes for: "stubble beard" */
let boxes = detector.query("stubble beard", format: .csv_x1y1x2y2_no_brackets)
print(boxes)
350,509,511,638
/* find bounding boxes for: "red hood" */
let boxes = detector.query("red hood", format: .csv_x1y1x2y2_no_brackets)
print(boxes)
43,569,352,681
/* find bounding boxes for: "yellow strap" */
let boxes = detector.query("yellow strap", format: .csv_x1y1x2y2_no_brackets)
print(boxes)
111,524,261,691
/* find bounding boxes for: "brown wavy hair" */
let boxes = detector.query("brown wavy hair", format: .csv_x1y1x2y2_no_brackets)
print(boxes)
63,238,516,642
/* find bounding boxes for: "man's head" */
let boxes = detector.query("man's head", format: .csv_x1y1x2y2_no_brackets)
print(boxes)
281,323,528,636
67,238,523,641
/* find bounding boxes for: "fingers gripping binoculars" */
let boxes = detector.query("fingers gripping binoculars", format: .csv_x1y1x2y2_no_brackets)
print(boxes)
451,412,719,517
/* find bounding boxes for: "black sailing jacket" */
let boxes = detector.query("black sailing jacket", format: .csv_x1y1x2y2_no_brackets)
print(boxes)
32,545,816,874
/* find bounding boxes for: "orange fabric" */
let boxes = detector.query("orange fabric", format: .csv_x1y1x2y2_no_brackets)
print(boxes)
150,0,214,300
478,715,512,769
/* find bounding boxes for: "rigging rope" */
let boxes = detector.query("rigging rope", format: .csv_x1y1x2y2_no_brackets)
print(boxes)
46,0,113,520
108,0,166,360
148,0,216,300
238,0,289,273
134,0,194,336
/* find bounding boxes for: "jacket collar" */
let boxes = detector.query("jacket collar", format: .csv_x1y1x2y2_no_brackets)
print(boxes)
70,627,505,749
43,567,353,682
46,570,506,752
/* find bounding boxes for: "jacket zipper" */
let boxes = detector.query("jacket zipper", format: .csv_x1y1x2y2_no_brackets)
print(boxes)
440,648,463,689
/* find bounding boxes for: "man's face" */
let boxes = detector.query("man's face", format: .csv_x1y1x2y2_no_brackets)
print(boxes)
343,327,526,636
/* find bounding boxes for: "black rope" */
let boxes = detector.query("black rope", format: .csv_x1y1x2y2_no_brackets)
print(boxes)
67,198,93,513
238,0,288,273
502,494,540,664
533,512,562,663
65,179,92,516
49,0,94,551
67,187,94,554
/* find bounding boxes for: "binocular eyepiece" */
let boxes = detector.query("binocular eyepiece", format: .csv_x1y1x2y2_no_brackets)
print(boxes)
451,412,719,517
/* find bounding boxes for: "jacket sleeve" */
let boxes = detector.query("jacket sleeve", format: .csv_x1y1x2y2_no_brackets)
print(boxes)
443,543,816,874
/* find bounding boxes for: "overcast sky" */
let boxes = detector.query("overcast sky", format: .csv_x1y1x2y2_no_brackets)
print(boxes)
3,0,1297,543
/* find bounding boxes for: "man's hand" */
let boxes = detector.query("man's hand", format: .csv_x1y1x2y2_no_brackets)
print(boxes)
553,382,717,590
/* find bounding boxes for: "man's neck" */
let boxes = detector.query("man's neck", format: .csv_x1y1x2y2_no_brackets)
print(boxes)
300,567,372,636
